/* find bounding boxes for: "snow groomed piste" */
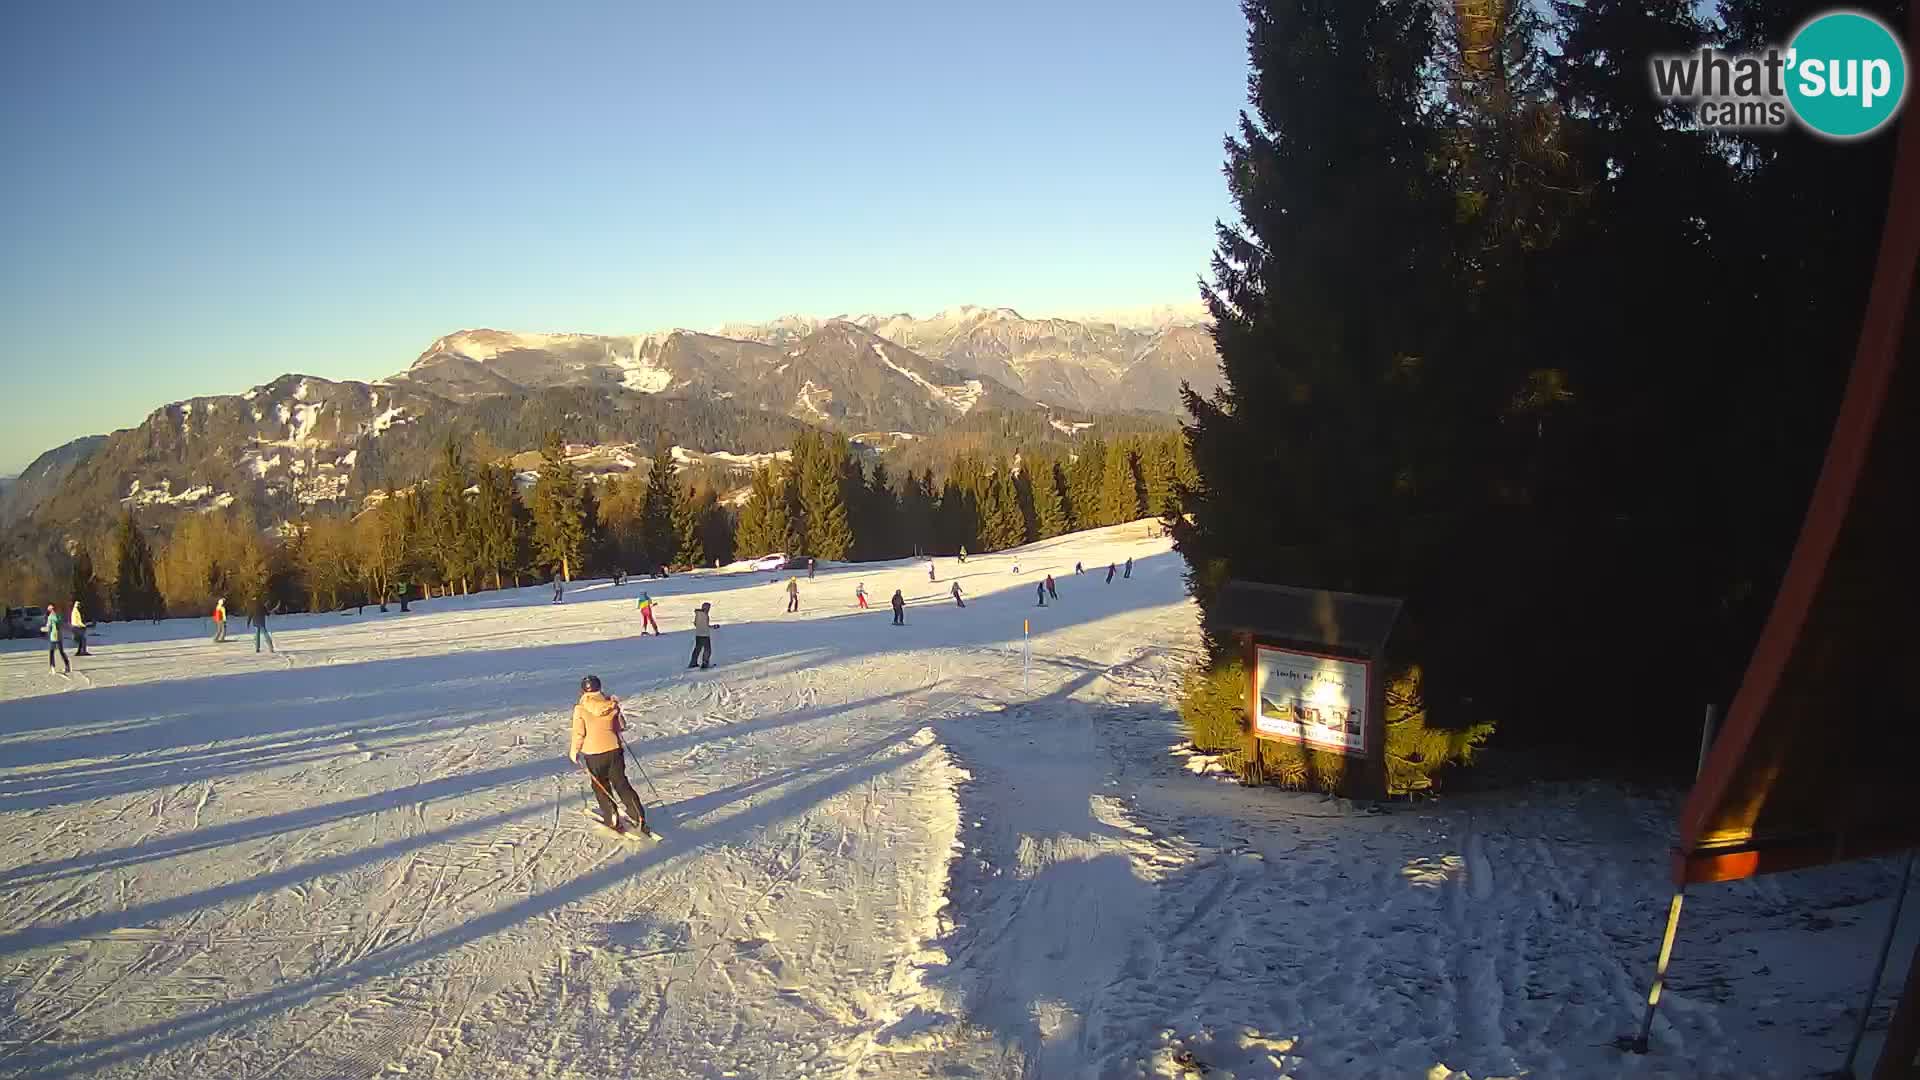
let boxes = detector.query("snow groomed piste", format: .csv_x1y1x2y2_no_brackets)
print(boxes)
0,522,1905,1078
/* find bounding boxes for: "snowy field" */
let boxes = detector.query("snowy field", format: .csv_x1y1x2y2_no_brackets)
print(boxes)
1,521,1911,1079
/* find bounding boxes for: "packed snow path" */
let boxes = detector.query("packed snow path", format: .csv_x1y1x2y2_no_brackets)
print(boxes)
1,522,1911,1079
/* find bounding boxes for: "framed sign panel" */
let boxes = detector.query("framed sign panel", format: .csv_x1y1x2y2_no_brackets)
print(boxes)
1252,644,1371,756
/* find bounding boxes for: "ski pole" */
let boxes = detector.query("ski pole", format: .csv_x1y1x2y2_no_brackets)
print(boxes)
624,736,666,805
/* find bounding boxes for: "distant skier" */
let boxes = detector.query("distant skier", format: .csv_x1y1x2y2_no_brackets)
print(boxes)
569,675,652,836
891,589,905,625
1011,561,1020,575
785,577,800,613
1036,582,1046,607
212,597,228,642
552,576,564,604
1075,561,1083,575
1124,556,1133,579
1045,574,1057,601
614,568,626,587
950,582,965,608
855,582,869,609
688,603,713,669
808,558,816,580
637,591,660,635
1106,563,1115,584
249,598,275,654
958,546,967,564
69,599,90,656
45,604,70,674
928,559,937,582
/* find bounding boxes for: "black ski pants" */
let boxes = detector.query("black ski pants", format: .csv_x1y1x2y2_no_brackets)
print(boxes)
583,748,645,826
48,638,69,672
689,635,712,668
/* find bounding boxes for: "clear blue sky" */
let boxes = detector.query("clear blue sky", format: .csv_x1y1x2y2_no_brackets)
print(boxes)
0,0,1249,474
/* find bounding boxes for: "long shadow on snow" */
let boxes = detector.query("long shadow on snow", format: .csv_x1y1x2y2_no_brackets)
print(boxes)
8,722,939,1079
1,685,923,890
0,546,1179,783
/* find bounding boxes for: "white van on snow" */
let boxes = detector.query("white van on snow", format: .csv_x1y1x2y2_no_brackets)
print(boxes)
750,553,792,572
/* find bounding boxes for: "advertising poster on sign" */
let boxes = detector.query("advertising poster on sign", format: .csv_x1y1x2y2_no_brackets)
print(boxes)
1253,645,1369,756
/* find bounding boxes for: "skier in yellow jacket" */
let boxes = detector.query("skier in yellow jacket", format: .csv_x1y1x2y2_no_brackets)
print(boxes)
570,675,652,836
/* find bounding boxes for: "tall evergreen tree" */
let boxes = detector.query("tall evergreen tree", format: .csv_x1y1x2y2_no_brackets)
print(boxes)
673,485,711,567
861,461,899,559
898,470,935,556
428,438,476,594
1174,0,1444,654
471,463,524,590
799,434,855,559
68,547,103,620
1066,439,1105,530
1098,442,1147,526
979,459,1027,551
111,511,164,620
640,446,681,570
529,432,588,580
734,464,794,558
1033,460,1070,539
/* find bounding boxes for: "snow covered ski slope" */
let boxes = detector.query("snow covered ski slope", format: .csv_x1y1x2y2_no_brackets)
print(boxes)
0,522,1911,1078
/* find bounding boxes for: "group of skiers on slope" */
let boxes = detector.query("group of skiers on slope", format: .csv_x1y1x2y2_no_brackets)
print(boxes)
209,597,276,653
568,551,1142,838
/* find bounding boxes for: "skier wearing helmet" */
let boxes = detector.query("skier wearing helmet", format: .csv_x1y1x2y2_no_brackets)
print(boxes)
570,674,652,837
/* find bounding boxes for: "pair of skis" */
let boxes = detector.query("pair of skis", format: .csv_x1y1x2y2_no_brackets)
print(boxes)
579,728,667,844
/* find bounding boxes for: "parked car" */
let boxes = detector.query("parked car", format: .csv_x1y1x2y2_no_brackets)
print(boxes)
750,553,792,572
7,606,47,638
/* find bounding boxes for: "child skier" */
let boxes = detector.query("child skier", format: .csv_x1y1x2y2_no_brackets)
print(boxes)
637,592,660,635
950,582,965,608
891,589,905,625
1075,561,1083,575
688,603,713,669
569,675,652,837
785,577,800,613
1036,582,1046,607
1125,556,1133,579
212,597,228,642
1045,574,1057,601
927,559,937,582
855,583,869,609
552,576,564,604
1106,563,1116,583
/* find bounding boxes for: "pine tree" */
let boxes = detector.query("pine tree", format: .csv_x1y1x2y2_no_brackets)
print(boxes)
471,463,523,590
898,470,935,555
979,459,1027,551
1141,437,1180,517
734,465,793,558
861,461,898,559
1066,438,1105,530
1032,459,1070,539
111,511,163,620
673,485,710,567
68,547,103,622
428,438,475,594
529,433,588,580
1098,442,1146,526
639,447,680,571
800,435,855,560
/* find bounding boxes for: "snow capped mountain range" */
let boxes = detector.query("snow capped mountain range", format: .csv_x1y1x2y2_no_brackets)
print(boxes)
5,304,1216,550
